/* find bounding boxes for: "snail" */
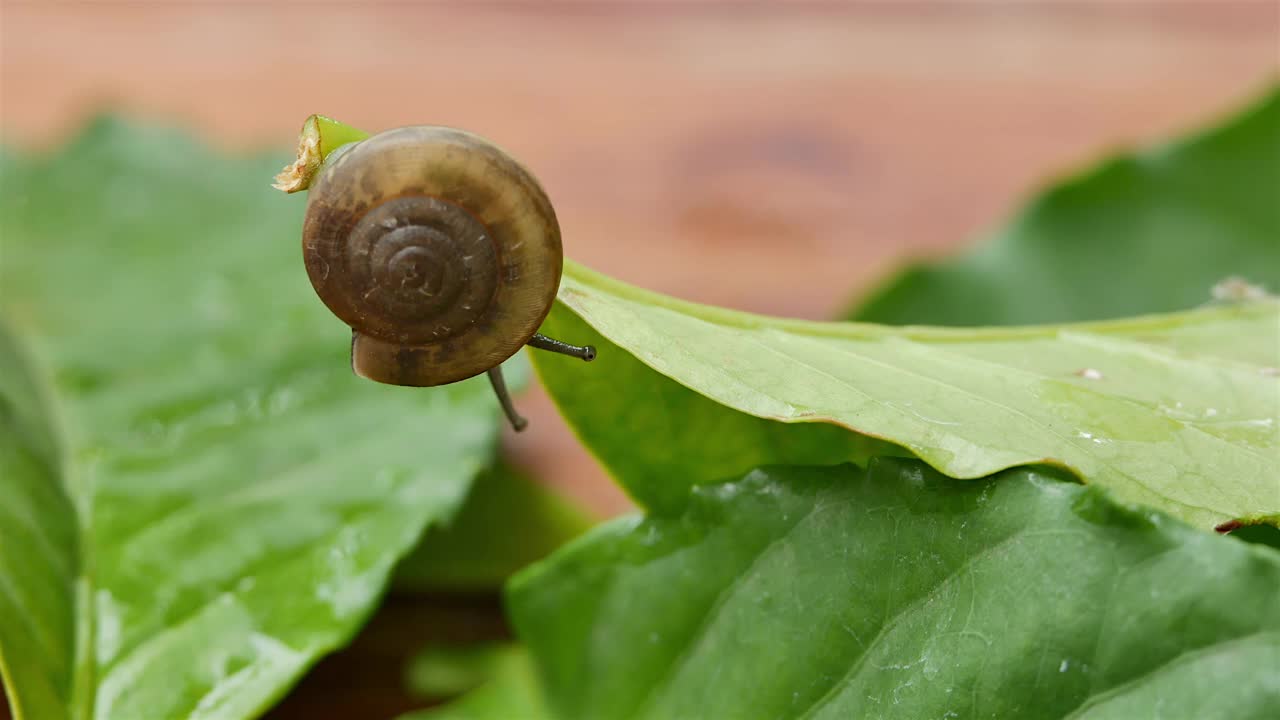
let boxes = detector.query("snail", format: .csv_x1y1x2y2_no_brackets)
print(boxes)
274,115,595,431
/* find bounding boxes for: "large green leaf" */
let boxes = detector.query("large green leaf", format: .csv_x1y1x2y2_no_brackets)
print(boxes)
536,262,1279,530
0,118,508,719
509,458,1280,720
0,316,74,720
534,299,905,514
852,86,1280,326
841,86,1280,549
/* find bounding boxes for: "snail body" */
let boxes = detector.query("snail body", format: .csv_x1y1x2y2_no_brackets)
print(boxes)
283,119,594,430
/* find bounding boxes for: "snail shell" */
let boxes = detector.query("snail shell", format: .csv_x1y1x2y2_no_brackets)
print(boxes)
301,126,561,387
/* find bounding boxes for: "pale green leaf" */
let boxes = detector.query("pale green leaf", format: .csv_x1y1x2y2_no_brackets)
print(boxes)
534,299,907,514
537,261,1279,530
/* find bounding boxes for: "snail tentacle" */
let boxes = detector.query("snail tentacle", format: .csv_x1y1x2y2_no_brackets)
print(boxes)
487,366,528,432
528,333,597,362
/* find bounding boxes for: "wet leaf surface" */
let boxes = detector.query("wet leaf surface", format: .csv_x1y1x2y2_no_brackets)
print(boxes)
0,119,508,719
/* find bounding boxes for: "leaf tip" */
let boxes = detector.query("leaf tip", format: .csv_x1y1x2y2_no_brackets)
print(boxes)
272,115,324,193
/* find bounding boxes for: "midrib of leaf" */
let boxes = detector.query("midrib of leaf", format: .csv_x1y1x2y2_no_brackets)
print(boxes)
631,500,826,718
62,388,95,720
71,580,94,720
789,528,1078,720
0,318,92,720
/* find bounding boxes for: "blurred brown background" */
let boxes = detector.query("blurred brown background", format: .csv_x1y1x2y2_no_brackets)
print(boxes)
1,2,1277,717
3,1,1278,517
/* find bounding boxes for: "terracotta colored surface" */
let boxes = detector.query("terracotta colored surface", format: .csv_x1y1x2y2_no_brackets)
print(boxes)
1,3,1277,718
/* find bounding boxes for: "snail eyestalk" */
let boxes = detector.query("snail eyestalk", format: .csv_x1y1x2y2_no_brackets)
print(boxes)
528,333,597,362
487,366,528,432
272,114,371,193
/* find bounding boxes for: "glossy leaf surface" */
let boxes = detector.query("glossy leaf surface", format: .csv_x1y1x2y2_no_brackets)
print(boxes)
534,297,906,514
0,119,505,719
511,459,1280,720
537,262,1279,530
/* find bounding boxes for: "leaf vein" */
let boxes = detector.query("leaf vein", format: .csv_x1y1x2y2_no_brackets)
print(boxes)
631,501,827,719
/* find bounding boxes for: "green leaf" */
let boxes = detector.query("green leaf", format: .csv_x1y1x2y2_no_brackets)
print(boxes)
398,645,550,720
0,118,508,719
851,86,1280,326
509,458,1280,720
537,261,1279,530
393,459,594,592
0,318,75,720
840,86,1280,551
534,299,906,514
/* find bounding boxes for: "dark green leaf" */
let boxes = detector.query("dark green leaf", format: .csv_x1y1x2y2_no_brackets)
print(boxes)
1227,524,1280,550
852,86,1280,326
510,458,1280,720
0,118,509,719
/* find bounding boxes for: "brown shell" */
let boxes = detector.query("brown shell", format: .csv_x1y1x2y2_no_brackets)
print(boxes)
301,126,562,387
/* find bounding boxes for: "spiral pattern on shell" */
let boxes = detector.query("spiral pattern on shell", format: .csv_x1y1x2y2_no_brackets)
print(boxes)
343,195,498,342
300,126,562,386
